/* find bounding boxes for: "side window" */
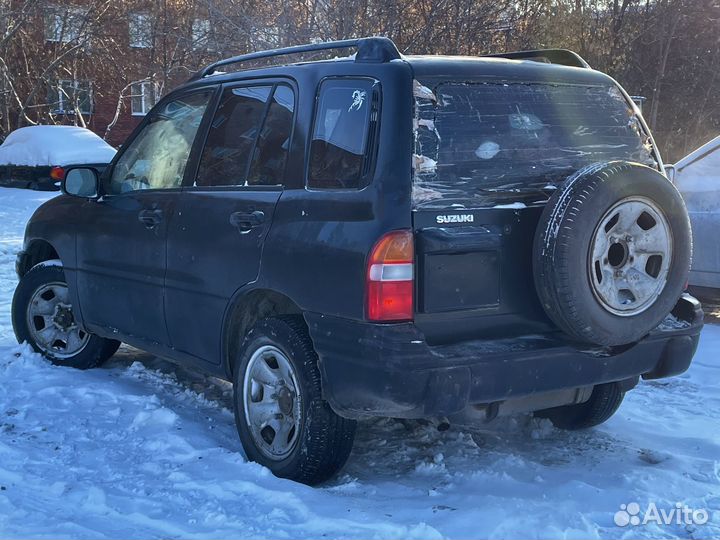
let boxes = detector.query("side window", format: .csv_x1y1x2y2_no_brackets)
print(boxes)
308,78,377,189
195,86,272,187
109,91,212,194
247,85,294,186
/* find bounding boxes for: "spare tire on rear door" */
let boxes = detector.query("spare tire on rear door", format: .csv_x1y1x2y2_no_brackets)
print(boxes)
533,161,691,347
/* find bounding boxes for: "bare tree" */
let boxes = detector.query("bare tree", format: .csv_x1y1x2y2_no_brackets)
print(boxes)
0,0,717,158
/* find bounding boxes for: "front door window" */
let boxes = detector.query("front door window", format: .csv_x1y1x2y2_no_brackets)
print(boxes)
108,91,212,194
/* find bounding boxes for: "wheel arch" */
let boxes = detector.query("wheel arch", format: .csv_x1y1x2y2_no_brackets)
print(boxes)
19,239,61,277
221,286,304,378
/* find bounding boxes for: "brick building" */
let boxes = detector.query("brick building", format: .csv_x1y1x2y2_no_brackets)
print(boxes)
1,1,256,147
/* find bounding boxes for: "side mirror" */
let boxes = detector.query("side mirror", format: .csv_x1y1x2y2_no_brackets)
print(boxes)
62,167,99,198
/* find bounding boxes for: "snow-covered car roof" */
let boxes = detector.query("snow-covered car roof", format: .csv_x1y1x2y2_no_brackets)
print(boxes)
0,126,116,167
672,135,720,171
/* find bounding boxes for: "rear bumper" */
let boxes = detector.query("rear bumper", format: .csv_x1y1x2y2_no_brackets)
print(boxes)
306,294,704,419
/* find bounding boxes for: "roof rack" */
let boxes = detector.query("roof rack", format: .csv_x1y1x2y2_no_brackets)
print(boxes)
481,49,590,69
191,37,402,80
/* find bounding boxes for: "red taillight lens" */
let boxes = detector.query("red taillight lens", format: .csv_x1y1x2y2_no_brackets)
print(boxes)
366,230,414,321
50,166,65,180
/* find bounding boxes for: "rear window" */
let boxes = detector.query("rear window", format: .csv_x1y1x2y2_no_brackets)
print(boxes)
413,81,657,207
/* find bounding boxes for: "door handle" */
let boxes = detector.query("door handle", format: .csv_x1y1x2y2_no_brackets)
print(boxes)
138,208,163,228
230,210,265,232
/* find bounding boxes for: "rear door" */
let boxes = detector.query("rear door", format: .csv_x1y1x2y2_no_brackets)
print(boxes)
410,79,658,343
75,89,214,345
165,82,295,363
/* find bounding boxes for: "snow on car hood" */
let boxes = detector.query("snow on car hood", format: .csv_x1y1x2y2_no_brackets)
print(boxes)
0,126,116,167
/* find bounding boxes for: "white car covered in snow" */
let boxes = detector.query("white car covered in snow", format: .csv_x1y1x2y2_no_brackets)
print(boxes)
0,125,116,190
667,136,720,293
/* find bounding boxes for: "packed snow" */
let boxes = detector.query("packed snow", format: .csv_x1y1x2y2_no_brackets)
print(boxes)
0,126,116,167
0,187,718,539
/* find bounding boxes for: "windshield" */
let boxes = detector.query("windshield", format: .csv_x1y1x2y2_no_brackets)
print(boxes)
413,81,657,208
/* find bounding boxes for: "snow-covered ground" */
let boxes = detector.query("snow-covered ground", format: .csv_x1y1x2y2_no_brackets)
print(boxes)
0,187,718,539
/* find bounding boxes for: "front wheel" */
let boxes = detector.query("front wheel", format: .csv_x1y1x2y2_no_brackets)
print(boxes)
233,316,356,485
12,264,120,369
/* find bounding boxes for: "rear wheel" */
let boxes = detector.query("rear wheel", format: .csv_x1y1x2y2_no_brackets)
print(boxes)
233,316,356,485
12,264,120,369
535,383,624,430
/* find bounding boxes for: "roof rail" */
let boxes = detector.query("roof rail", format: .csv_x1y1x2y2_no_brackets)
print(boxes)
481,49,590,69
191,37,402,80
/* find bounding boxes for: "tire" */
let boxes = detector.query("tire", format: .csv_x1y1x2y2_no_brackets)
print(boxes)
534,161,691,346
535,382,624,430
12,264,120,369
233,316,356,485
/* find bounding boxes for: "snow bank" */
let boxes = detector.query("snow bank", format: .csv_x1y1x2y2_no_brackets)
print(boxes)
0,126,116,167
0,187,718,538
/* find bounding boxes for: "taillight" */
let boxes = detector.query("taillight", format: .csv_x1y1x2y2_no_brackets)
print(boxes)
50,166,65,180
366,230,414,321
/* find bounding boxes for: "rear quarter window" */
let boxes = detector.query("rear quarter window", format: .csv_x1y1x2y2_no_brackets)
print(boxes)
307,78,378,189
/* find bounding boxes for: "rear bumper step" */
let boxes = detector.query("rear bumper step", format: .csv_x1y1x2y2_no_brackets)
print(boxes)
306,294,703,419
